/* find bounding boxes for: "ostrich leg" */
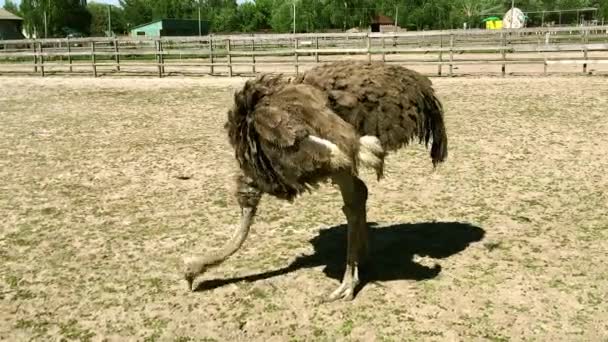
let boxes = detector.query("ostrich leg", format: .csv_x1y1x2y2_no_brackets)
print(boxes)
323,172,369,302
183,175,262,290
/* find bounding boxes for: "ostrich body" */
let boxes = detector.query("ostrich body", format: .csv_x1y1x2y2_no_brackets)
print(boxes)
184,61,448,301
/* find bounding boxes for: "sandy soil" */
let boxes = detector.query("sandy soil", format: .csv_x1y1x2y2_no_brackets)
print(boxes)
0,75,607,341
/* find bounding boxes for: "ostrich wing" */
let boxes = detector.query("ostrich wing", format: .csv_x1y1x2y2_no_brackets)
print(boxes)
297,61,447,162
246,84,358,199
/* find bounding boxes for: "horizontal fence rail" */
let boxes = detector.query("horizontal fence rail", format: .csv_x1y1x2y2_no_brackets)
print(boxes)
1,25,607,78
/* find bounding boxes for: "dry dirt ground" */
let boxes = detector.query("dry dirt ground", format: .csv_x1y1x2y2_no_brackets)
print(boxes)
0,75,607,341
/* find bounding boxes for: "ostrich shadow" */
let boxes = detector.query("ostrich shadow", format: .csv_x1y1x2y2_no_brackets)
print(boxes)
194,221,485,295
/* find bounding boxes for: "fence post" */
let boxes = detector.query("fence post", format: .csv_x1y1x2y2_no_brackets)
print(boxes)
32,41,38,73
294,37,299,75
315,36,319,63
155,39,164,78
226,39,232,77
501,32,506,77
367,34,372,63
39,42,45,77
114,37,120,72
449,34,454,77
91,41,97,78
252,39,256,74
67,37,73,73
582,29,588,74
209,38,214,75
58,41,63,62
381,36,386,62
438,34,443,76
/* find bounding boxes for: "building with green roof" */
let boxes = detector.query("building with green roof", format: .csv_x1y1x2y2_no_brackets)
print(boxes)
130,19,209,38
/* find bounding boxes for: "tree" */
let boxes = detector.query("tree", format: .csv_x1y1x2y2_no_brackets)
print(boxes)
270,0,293,32
237,1,266,32
19,0,91,37
120,0,153,30
89,3,127,36
212,5,239,32
2,0,21,16
597,0,608,23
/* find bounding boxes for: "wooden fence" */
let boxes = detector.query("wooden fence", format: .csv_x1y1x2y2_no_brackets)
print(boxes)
1,25,607,78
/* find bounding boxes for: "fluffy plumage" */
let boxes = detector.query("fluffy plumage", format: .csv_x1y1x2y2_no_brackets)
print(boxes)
294,61,448,166
224,62,448,201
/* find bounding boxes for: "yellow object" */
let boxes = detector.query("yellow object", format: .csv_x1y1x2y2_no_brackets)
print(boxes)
485,20,503,30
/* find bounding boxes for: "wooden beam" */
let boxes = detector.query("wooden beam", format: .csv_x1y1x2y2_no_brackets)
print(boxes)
67,37,73,72
91,41,97,77
252,39,256,74
501,33,506,77
209,39,214,75
449,34,454,76
32,41,37,73
226,39,232,77
39,42,45,77
114,38,120,72
294,37,299,75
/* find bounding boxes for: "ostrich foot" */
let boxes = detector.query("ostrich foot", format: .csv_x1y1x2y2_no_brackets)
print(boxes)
321,264,360,302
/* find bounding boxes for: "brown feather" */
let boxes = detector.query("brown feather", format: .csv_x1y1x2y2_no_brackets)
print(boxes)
225,62,448,201
225,75,360,201
295,61,448,166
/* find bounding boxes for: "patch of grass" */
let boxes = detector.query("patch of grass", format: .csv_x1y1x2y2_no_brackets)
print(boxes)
482,333,510,342
483,241,503,252
4,231,34,246
339,319,354,337
5,274,21,288
212,198,228,208
142,317,170,342
12,288,36,301
249,286,268,299
15,318,51,335
144,277,163,294
59,319,96,342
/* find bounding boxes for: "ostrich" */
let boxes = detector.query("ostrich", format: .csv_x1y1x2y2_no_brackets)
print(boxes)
183,61,448,302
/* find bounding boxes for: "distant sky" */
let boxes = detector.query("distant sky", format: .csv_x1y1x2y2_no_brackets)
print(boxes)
1,0,248,5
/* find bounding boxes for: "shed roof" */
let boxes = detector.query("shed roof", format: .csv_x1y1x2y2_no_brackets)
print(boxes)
130,18,204,31
130,19,163,31
0,8,23,21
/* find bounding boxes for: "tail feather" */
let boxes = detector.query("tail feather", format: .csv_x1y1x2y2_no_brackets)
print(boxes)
424,89,448,167
358,135,385,180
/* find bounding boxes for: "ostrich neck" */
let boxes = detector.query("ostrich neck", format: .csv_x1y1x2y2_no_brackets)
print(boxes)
202,207,256,267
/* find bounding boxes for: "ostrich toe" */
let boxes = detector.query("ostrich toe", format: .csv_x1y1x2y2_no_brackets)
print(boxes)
320,264,360,303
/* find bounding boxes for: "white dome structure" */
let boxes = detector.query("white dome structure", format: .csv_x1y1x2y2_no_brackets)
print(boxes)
503,7,526,29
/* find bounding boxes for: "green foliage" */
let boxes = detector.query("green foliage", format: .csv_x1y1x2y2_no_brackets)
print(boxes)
13,0,608,37
2,0,21,15
89,3,127,36
19,0,91,37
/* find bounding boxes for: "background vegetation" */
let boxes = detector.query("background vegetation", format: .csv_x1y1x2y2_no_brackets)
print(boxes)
3,0,608,37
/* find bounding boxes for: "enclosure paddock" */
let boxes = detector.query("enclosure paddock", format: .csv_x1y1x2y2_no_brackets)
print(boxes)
0,75,606,340
1,25,608,77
